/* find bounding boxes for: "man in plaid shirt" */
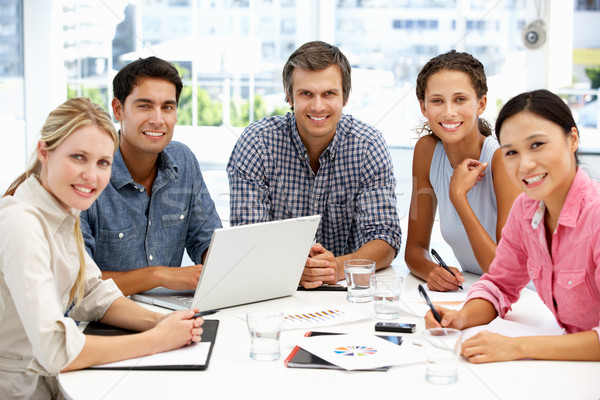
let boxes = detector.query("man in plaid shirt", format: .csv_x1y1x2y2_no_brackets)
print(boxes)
227,41,401,289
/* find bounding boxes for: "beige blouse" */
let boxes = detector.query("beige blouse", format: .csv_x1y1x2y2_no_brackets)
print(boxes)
0,176,122,397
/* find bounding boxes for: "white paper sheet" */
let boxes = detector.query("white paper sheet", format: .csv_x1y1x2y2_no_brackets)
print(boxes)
92,342,211,368
461,317,565,341
240,307,368,330
296,333,424,370
282,307,367,330
400,284,471,316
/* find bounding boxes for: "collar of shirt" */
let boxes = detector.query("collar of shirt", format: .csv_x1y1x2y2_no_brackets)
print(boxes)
15,176,78,233
528,167,588,230
110,145,180,191
288,113,344,164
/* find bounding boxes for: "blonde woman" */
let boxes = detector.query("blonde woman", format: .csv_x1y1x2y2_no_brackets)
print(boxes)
0,98,203,399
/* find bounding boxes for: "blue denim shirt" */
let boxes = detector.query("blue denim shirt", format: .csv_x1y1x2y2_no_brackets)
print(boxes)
81,141,222,271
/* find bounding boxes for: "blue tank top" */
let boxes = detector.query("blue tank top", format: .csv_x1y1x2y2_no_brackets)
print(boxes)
429,136,499,274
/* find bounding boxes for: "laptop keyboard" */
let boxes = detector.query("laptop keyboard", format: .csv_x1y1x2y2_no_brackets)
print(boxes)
174,296,193,307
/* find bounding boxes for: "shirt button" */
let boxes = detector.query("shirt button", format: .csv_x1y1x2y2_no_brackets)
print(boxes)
149,255,153,261
314,201,319,208
568,280,572,285
118,232,124,239
180,214,185,220
148,221,152,226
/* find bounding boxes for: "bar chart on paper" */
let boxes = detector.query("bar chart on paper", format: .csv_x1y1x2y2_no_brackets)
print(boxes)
282,308,366,330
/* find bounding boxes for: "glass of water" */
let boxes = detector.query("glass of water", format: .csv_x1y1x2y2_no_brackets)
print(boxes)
343,259,376,303
422,328,462,384
370,274,404,319
246,310,284,361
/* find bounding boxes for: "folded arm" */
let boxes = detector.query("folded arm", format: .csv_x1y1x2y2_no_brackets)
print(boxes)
405,136,464,291
101,265,203,296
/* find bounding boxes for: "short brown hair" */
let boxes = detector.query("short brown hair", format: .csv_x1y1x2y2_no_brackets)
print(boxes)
282,41,352,105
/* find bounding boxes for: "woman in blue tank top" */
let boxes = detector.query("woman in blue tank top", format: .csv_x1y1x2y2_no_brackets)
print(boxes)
405,51,520,291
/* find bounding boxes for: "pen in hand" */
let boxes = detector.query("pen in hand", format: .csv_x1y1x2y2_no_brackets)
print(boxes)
431,248,463,290
192,309,219,319
418,284,442,324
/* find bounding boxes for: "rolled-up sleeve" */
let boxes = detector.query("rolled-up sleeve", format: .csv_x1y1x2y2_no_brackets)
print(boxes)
183,152,223,264
68,253,122,322
1,211,86,374
466,199,530,317
356,136,402,255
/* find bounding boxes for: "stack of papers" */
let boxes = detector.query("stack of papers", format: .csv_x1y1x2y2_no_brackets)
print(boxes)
92,343,212,369
294,333,424,371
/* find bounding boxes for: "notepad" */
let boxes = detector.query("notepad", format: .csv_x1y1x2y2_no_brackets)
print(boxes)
83,319,219,370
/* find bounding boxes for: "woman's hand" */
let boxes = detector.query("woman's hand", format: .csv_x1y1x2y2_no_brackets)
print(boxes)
150,310,204,354
449,158,488,205
425,306,468,330
426,265,465,292
461,331,523,363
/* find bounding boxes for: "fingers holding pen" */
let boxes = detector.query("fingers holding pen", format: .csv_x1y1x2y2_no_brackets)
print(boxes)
426,266,464,292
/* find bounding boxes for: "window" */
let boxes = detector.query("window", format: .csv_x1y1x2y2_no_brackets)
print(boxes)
0,0,24,193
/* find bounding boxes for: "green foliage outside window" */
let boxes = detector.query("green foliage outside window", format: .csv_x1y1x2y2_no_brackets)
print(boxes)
67,62,287,127
67,84,109,112
585,66,600,89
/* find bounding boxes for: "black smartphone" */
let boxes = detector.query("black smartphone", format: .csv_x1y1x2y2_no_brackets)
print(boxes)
374,322,416,333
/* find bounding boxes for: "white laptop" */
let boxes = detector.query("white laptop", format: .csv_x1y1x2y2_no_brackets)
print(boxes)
131,215,321,311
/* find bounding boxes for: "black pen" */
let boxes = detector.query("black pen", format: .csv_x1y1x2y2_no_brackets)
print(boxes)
431,248,463,290
192,309,219,319
418,284,442,324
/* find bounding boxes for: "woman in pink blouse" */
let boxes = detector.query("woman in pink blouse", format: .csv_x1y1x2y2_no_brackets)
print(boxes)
425,89,600,363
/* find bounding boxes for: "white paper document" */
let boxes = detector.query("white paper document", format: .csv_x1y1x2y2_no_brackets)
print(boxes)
282,307,368,330
296,333,424,370
400,284,471,316
92,342,211,369
240,307,367,330
461,317,565,341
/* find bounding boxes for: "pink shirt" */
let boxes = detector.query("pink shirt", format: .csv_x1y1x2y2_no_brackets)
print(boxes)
467,168,600,340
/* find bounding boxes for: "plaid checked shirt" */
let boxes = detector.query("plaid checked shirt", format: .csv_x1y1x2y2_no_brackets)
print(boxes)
227,112,401,257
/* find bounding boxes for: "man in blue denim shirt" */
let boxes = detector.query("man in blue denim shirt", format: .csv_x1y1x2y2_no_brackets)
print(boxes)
228,42,401,289
81,57,222,296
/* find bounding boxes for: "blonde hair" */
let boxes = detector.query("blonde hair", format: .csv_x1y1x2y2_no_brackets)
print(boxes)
4,97,118,305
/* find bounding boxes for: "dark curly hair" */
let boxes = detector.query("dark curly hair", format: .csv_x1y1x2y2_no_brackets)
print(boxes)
415,50,492,138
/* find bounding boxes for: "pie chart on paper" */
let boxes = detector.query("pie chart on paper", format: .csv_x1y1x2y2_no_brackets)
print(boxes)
334,345,378,357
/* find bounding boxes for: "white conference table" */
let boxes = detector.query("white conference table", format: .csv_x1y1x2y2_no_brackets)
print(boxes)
59,266,600,400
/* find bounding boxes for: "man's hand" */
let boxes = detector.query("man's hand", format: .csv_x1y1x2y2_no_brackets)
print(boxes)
299,243,338,289
160,264,203,291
